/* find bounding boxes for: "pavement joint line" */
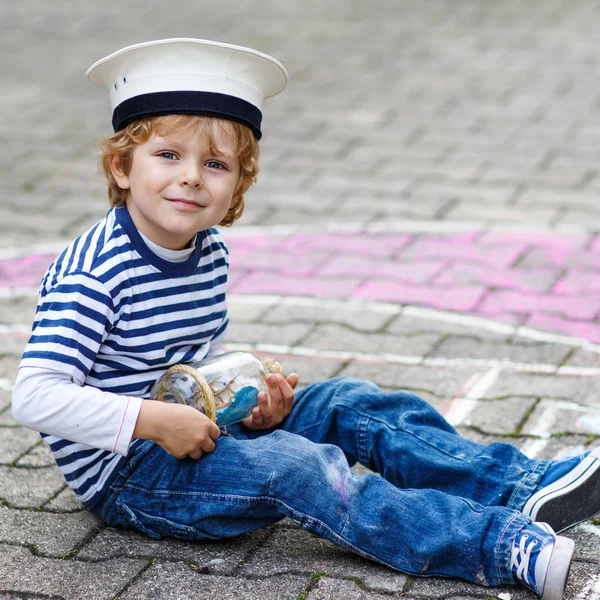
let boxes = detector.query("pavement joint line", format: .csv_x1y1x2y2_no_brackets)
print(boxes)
225,342,600,376
443,367,501,426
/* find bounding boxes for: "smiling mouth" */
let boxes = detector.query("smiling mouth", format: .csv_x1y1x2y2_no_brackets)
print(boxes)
167,198,204,208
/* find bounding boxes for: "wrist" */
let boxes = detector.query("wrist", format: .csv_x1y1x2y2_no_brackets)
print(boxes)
133,400,169,442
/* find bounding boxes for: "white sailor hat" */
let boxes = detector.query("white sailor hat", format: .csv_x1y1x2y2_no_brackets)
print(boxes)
86,38,288,140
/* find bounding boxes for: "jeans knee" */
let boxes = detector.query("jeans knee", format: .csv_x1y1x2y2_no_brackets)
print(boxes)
269,435,349,495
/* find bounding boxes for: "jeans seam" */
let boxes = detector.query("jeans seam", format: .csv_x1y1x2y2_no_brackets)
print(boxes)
505,459,550,511
356,416,371,466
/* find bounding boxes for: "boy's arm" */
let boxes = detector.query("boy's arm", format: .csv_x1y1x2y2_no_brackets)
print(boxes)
13,367,220,459
12,367,143,455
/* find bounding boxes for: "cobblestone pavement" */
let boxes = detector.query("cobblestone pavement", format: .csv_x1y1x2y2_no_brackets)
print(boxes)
1,1,600,599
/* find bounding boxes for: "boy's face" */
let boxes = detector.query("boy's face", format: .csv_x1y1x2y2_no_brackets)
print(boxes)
111,123,241,250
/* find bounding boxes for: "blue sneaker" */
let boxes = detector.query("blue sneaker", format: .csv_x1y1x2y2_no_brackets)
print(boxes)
511,522,574,600
523,447,600,532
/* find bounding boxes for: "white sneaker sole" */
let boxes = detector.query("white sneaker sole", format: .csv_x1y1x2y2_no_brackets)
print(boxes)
523,447,600,533
542,534,574,600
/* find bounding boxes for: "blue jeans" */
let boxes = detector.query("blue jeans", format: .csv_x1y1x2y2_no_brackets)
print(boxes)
92,377,550,586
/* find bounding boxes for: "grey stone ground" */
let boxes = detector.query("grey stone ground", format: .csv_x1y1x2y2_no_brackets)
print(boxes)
1,1,600,599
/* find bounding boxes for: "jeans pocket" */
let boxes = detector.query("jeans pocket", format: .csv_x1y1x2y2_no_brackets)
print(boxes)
116,497,204,540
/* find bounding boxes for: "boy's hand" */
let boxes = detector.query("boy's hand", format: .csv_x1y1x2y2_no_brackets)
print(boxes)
134,401,220,460
242,372,299,430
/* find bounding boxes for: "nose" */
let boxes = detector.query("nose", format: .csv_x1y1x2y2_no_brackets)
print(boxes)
179,161,203,189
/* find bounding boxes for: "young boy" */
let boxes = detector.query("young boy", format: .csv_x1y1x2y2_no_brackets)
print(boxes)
11,39,600,600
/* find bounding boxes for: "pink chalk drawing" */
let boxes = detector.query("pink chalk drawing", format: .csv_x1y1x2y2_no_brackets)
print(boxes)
0,254,57,287
3,230,600,343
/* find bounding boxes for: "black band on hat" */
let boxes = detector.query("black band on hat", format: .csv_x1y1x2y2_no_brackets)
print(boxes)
112,91,263,139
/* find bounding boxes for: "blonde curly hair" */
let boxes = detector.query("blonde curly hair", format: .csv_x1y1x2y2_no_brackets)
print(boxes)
99,115,260,227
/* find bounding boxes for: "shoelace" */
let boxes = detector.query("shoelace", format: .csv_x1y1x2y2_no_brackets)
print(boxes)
511,533,538,584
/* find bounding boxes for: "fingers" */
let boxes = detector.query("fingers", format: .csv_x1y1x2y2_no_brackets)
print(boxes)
256,390,273,427
188,448,203,460
272,373,295,413
208,421,221,440
188,429,218,459
286,373,299,390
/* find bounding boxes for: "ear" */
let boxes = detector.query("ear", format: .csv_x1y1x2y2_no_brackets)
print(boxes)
109,154,131,190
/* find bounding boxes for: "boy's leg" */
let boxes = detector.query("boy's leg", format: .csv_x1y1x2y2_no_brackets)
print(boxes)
93,434,528,586
276,377,548,513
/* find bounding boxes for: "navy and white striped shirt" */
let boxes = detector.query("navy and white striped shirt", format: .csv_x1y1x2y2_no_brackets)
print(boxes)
18,206,229,507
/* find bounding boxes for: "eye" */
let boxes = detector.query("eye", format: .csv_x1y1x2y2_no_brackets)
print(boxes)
158,151,178,160
206,160,226,170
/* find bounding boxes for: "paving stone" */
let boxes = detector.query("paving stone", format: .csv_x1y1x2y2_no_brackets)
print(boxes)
225,322,313,347
0,466,65,508
518,247,600,271
226,296,277,323
44,486,84,513
240,528,407,592
458,397,537,435
485,372,599,405
517,436,596,463
120,563,309,600
480,290,600,322
0,298,37,325
306,577,395,600
0,505,101,556
406,574,533,599
0,330,28,356
408,181,516,206
526,313,600,345
0,544,146,600
341,193,447,220
0,427,40,464
435,262,561,293
521,399,600,437
355,281,486,312
563,349,600,368
302,324,441,357
444,201,559,225
430,336,571,366
14,440,54,467
0,406,16,426
563,561,600,598
0,390,9,414
260,301,395,333
230,271,363,299
78,527,269,573
0,356,21,381
386,314,510,340
565,522,600,564
339,363,484,405
251,353,347,386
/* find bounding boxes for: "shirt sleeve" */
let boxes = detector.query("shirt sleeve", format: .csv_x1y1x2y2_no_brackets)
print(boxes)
14,271,142,455
12,367,143,455
20,272,116,384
